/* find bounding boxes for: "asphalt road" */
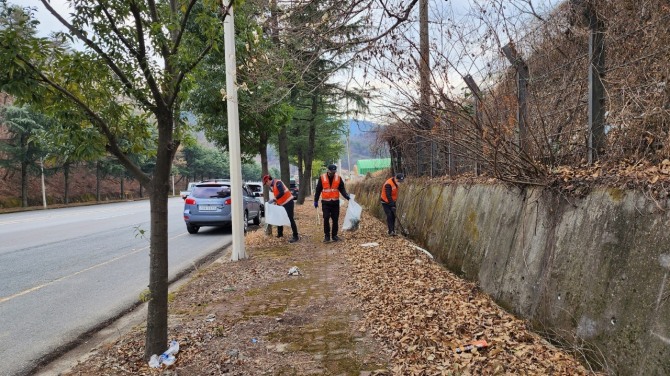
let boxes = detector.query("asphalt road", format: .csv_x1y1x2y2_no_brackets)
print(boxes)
0,197,232,376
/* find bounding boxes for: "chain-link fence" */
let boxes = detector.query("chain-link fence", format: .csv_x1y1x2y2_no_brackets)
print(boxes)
381,1,670,183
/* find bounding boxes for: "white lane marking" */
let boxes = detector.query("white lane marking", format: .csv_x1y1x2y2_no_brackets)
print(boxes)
0,232,188,304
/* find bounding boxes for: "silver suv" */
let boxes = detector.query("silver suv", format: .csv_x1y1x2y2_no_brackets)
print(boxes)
183,182,262,234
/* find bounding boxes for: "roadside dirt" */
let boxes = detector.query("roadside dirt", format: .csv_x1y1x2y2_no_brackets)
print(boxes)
57,200,602,375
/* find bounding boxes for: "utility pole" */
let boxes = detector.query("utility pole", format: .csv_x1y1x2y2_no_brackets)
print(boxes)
419,0,432,176
223,0,246,261
587,6,606,164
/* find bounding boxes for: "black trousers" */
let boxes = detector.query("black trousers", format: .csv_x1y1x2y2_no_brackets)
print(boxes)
382,202,396,233
277,199,298,239
321,200,341,237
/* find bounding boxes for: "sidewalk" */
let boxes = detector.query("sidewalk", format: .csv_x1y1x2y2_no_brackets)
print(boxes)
58,200,600,375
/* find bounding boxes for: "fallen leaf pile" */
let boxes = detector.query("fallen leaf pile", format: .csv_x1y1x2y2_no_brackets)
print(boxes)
551,159,670,195
343,212,601,375
419,159,670,204
58,200,603,375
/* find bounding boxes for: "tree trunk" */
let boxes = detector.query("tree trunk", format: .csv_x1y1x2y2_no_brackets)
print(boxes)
96,161,101,202
296,150,304,202
144,113,175,359
120,178,125,200
64,162,70,204
278,125,290,184
20,134,28,207
259,130,270,200
20,159,28,207
145,181,169,359
299,93,318,204
259,130,273,236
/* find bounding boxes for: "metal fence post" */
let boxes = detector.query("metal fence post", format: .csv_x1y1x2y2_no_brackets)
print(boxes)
464,74,483,175
502,42,529,154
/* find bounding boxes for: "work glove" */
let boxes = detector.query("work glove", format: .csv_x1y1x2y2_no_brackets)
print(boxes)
345,195,350,201
268,199,276,204
313,201,318,208
391,206,397,213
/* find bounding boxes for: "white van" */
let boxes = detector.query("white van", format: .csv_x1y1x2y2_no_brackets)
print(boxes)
180,182,199,200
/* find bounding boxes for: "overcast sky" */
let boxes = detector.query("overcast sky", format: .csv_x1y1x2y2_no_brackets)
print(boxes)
21,0,473,37
16,0,560,122
16,0,70,37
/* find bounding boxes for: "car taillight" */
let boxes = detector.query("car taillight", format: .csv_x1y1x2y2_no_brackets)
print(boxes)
224,198,231,205
185,198,196,205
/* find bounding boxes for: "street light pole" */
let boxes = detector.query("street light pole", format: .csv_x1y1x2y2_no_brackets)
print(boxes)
223,0,246,261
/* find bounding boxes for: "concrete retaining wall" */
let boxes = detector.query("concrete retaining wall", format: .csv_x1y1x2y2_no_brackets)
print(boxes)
350,178,670,375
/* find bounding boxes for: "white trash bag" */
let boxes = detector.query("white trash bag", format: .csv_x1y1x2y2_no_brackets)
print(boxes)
148,340,180,368
342,195,362,231
265,202,291,226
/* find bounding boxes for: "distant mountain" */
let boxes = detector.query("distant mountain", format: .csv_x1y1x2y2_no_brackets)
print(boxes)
340,119,388,171
348,119,378,136
192,116,387,174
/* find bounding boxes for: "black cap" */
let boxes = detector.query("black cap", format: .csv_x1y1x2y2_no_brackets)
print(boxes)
327,164,337,171
395,173,405,182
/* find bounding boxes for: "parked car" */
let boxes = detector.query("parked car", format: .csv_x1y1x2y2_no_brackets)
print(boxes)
246,181,263,198
246,182,266,216
182,179,230,200
180,182,199,200
183,182,262,234
289,179,299,197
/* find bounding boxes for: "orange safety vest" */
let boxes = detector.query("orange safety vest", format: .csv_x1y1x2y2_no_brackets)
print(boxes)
380,177,398,203
272,179,293,206
320,173,341,201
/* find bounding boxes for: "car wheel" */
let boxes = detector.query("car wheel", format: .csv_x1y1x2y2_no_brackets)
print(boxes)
244,211,248,233
186,224,200,234
253,211,261,225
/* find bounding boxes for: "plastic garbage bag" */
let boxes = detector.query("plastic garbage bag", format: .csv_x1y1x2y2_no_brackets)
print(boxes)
265,202,291,226
342,195,362,231
288,266,301,276
148,340,180,368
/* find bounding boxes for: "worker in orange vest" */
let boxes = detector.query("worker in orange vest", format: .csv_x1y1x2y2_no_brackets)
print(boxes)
313,164,350,242
380,173,405,236
263,174,299,243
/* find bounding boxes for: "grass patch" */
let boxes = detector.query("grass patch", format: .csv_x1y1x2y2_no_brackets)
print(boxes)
243,274,315,318
268,317,387,374
253,245,293,259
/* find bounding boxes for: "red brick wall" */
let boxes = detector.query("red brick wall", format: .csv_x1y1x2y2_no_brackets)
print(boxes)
0,164,144,208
